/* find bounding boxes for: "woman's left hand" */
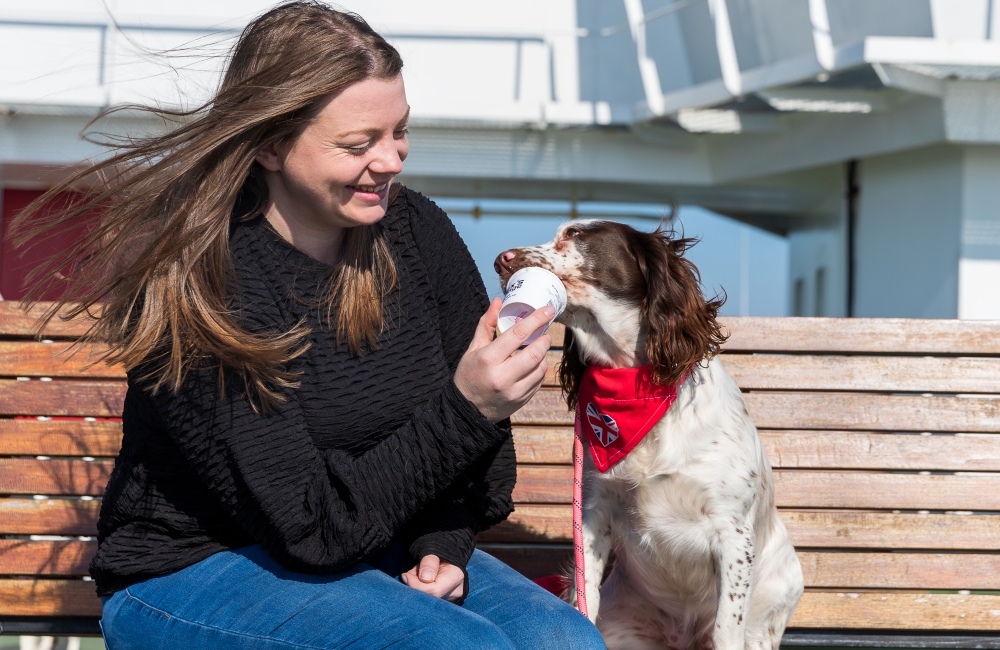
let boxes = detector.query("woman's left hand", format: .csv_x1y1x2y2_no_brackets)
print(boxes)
401,554,465,601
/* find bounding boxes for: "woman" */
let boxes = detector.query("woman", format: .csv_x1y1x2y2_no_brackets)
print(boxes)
18,3,605,649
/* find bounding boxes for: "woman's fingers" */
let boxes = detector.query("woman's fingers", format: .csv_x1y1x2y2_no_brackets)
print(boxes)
401,557,465,600
469,297,502,351
418,554,439,583
488,305,555,360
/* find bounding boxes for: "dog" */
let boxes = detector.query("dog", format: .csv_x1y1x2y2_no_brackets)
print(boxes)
494,220,803,650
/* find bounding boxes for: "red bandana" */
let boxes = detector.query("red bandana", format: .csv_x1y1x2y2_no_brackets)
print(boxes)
575,364,684,472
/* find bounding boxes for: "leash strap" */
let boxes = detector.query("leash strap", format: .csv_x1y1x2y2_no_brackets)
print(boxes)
572,409,589,618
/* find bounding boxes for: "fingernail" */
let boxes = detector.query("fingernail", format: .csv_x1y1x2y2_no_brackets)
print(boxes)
420,568,435,582
541,306,556,318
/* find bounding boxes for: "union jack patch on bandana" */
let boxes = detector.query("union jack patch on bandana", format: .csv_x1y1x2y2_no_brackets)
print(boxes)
586,402,619,447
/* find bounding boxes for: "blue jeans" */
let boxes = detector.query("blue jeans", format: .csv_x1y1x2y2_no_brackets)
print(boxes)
100,546,605,649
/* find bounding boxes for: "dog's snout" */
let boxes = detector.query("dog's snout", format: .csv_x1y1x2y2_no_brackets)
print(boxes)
494,249,517,275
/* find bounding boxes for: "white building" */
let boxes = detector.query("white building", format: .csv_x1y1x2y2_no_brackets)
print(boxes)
2,0,1000,317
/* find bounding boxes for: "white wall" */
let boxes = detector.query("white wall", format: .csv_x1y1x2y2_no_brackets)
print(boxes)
854,145,963,318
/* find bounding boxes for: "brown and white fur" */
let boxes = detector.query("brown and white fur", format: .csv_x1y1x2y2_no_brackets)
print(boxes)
495,220,803,650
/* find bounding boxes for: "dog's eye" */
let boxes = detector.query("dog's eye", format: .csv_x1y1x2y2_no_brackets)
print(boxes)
564,228,580,239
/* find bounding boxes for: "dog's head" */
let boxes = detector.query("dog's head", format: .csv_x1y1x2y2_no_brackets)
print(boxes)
495,219,727,407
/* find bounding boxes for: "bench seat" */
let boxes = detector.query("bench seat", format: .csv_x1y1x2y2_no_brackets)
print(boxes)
1,303,999,645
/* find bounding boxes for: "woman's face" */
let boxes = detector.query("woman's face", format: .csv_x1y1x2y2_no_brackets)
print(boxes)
258,74,410,237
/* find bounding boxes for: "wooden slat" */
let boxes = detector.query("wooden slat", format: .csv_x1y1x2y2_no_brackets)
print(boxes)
513,427,1000,470
552,318,1000,354
548,323,565,349
0,540,95,576
0,578,100,617
0,379,125,417
0,302,95,338
783,511,1000,550
0,419,122,457
512,427,571,464
745,392,1000,432
763,430,1000,471
480,505,573,543
482,508,1000,550
724,354,1000,394
478,544,571,579
0,498,101,535
481,540,1000,590
721,317,1000,355
516,389,1000,432
512,465,573,504
512,465,1000,510
0,341,123,379
798,551,1000,590
0,459,114,496
512,390,572,426
791,591,1000,630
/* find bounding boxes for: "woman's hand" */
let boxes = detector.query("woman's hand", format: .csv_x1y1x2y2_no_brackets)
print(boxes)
454,298,553,423
401,555,465,601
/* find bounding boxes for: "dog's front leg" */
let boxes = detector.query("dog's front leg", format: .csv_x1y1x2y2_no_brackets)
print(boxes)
571,467,614,623
712,523,755,650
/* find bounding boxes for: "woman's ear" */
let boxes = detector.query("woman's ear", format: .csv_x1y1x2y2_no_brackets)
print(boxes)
255,141,284,172
632,229,727,386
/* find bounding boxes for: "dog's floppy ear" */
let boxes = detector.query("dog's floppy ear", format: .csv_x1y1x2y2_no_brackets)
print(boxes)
558,327,587,409
631,228,727,386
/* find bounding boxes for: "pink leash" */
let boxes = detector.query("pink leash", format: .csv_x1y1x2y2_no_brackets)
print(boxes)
572,409,589,618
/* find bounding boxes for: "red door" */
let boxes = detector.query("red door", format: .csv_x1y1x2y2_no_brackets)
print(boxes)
1,189,100,300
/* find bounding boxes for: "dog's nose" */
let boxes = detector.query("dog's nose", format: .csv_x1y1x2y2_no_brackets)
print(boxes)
494,249,517,275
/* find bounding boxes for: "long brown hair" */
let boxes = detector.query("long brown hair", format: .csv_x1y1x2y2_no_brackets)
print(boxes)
559,226,728,409
14,2,403,409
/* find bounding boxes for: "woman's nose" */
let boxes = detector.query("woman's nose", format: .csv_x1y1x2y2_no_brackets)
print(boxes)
369,137,404,176
494,249,517,274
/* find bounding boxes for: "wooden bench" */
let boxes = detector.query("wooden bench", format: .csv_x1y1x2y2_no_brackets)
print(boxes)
480,318,1000,648
2,302,1000,646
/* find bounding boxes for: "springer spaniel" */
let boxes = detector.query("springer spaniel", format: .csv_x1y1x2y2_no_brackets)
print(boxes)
494,220,803,650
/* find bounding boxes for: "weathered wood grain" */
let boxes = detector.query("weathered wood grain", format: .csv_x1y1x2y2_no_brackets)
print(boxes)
480,508,1000,551
0,459,114,496
782,511,1000,550
790,591,1000,630
517,389,1000,431
511,465,1000,510
0,578,100,617
798,551,1000,590
0,302,95,338
512,427,1000,470
730,392,1000,432
477,544,571,580
763,430,1000,471
0,379,125,417
721,317,1000,355
773,471,1000,510
0,341,123,378
553,318,1000,355
723,353,1000,394
0,540,96,575
511,427,572,464
0,419,122,457
0,498,101,535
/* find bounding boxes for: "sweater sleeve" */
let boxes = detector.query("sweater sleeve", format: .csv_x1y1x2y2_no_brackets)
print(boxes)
137,359,508,575
401,188,518,569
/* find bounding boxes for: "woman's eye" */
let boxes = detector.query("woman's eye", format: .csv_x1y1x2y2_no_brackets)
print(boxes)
346,142,373,155
394,127,409,139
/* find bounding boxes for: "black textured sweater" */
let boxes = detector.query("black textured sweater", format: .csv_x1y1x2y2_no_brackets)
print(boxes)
89,188,517,596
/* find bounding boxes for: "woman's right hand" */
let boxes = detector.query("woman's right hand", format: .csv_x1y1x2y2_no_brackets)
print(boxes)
454,297,554,423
